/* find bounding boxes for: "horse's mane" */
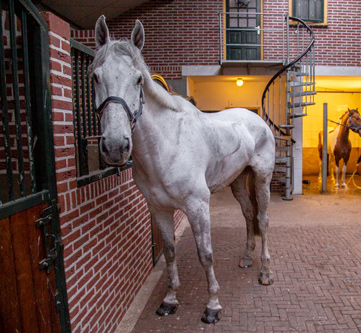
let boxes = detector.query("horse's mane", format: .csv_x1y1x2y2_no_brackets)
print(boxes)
89,39,180,112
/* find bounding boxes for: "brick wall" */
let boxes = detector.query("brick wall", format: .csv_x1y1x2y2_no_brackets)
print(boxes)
43,12,186,332
104,0,224,79
79,0,360,75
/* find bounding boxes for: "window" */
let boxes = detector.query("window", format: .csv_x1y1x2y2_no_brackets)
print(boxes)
291,0,326,24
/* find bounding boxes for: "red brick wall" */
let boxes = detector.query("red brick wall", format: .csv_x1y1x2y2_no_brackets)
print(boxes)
102,0,223,79
74,0,360,76
43,12,187,332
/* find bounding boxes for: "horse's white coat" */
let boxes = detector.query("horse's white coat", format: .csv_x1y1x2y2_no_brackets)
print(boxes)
92,17,275,319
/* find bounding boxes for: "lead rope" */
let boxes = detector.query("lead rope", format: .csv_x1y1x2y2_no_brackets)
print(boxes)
346,169,361,189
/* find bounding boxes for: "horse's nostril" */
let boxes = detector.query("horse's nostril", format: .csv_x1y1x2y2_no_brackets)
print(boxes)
124,137,130,152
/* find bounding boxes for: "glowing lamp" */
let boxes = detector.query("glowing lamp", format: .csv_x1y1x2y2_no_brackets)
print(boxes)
236,78,244,87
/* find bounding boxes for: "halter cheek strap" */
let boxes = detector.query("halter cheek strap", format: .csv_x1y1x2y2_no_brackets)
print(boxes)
96,86,145,131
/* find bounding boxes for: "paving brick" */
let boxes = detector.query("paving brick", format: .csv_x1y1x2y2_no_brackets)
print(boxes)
132,223,361,332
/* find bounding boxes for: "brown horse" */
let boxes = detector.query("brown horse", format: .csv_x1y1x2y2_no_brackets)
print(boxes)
318,108,361,188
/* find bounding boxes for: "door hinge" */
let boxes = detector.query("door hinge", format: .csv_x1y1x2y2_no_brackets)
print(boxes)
35,199,63,273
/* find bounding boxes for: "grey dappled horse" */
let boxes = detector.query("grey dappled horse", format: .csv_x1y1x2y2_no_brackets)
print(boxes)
91,16,275,323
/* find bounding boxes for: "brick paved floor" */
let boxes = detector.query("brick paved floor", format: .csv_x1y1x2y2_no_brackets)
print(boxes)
132,178,361,332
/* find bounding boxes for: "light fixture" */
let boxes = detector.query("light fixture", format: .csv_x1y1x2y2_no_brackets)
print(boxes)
236,78,244,87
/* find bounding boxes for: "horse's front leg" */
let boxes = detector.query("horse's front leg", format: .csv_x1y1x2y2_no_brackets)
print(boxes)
152,209,180,316
341,163,347,188
185,197,222,324
330,155,336,184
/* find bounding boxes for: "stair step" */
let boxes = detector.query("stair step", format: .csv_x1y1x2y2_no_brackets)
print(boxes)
288,81,315,87
275,146,290,152
274,167,287,173
279,124,294,129
288,102,315,108
274,135,292,141
289,91,317,97
275,157,288,163
288,71,309,76
272,176,286,183
290,113,308,118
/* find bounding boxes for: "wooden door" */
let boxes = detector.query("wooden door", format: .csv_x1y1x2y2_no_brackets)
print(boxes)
226,0,261,60
0,204,61,333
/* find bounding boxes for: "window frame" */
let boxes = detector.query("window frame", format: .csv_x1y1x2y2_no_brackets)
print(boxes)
289,0,327,25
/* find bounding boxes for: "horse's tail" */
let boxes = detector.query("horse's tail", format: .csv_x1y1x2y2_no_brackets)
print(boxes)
247,169,261,237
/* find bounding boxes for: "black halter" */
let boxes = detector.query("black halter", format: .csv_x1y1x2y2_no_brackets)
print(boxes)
95,86,145,131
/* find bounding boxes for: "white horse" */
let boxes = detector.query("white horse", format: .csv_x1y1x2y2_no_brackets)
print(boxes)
91,16,275,324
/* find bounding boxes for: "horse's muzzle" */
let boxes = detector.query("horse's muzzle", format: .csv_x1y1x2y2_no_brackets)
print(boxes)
100,135,132,166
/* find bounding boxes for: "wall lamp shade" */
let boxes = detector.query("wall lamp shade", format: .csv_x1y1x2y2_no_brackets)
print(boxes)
236,78,244,87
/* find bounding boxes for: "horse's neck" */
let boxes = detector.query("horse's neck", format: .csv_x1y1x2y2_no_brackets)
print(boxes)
131,86,176,167
337,116,350,143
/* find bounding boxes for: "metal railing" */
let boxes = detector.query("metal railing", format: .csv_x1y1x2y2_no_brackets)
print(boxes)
219,12,288,64
261,16,315,137
261,16,315,200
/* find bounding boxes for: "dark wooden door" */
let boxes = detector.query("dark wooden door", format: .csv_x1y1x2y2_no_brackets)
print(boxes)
0,204,60,333
226,0,261,60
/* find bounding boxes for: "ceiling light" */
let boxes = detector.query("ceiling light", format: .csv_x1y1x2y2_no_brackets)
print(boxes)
236,78,244,87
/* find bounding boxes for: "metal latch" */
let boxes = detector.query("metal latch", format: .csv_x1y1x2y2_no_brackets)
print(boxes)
35,200,63,273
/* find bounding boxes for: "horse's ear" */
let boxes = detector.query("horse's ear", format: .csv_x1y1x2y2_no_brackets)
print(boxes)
95,15,110,48
131,20,145,51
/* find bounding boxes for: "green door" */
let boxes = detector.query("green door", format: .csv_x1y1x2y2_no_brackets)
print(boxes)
226,0,261,60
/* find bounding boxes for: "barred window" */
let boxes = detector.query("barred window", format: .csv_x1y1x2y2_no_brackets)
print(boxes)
292,0,325,24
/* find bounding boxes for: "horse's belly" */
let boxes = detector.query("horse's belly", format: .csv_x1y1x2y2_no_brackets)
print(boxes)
207,153,249,193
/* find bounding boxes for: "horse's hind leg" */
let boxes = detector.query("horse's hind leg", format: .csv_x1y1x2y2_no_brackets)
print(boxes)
231,170,256,268
252,170,274,286
152,209,180,316
185,193,222,324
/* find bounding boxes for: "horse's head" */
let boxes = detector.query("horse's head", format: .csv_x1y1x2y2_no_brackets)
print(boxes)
348,108,361,136
91,16,145,166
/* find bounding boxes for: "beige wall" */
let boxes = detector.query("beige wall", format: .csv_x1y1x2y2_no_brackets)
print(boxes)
188,77,273,112
303,81,361,175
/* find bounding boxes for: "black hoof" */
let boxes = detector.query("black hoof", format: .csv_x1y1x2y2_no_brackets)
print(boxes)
259,272,274,286
156,302,178,316
201,308,222,324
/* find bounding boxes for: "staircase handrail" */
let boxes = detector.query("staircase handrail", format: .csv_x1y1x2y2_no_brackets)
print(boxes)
261,16,315,134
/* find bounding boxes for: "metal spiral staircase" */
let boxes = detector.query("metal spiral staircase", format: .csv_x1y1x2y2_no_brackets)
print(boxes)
261,16,316,200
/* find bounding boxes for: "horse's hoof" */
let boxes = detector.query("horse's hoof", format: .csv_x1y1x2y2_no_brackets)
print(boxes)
201,308,222,324
239,257,253,268
259,272,274,286
156,302,178,316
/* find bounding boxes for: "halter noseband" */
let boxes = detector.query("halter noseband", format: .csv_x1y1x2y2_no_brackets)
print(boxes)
95,86,145,131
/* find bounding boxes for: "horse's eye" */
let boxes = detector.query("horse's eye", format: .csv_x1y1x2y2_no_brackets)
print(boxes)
137,76,143,85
